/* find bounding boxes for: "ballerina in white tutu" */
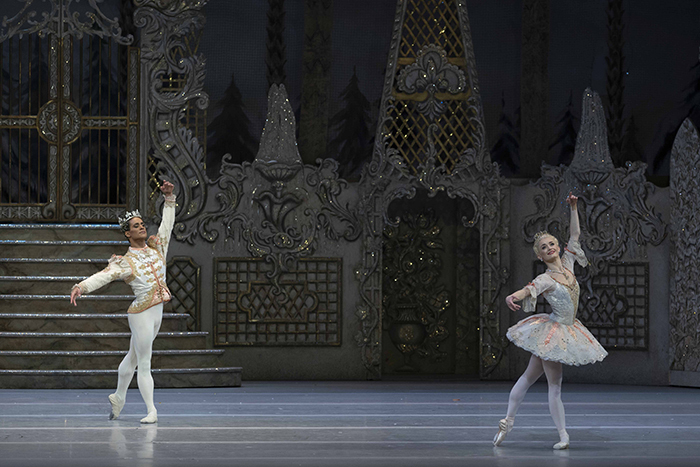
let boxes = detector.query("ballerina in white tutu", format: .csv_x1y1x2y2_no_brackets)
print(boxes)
493,192,607,450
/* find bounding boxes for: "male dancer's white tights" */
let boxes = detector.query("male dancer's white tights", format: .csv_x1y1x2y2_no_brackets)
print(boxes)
112,304,163,420
505,354,567,442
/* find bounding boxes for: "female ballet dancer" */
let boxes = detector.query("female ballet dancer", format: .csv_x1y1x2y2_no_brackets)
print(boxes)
69,181,176,424
494,193,607,449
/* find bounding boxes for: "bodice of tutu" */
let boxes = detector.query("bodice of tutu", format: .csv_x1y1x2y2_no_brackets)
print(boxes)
540,279,580,325
521,239,587,326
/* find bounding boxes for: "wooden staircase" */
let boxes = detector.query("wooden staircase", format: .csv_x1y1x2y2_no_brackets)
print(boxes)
0,223,241,389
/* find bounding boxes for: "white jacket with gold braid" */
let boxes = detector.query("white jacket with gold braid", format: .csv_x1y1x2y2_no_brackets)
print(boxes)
73,194,176,314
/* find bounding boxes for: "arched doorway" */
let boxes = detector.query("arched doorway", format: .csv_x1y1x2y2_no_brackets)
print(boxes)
382,190,480,377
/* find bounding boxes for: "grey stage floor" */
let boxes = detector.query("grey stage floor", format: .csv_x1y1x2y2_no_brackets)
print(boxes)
0,381,699,467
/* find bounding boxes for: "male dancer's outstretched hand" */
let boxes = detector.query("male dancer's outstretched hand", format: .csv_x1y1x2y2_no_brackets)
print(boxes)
70,287,81,306
160,180,174,196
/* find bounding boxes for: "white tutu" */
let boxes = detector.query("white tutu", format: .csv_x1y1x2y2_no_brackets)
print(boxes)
507,313,607,366
508,240,607,366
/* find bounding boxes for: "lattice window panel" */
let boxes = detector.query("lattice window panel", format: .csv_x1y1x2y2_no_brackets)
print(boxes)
385,0,477,175
383,99,477,174
400,0,465,59
215,258,342,346
167,257,200,331
532,261,649,350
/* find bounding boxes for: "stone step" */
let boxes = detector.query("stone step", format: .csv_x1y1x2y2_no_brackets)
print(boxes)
0,276,133,295
0,349,224,370
0,294,135,313
0,313,191,332
0,240,129,259
0,331,209,350
0,223,124,241
0,258,109,277
0,225,237,390
0,367,242,389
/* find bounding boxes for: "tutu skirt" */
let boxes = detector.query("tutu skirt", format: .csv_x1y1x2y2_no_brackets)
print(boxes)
507,313,608,366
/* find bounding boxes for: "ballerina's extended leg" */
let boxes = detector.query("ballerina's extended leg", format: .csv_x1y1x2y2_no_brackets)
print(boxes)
494,355,544,446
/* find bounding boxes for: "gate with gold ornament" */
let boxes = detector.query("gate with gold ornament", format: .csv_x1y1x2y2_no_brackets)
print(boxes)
0,0,138,221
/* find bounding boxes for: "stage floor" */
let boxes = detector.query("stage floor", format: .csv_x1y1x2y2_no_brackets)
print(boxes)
0,381,698,467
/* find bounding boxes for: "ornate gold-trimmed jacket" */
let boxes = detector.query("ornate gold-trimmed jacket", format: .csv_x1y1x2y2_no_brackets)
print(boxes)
74,194,176,313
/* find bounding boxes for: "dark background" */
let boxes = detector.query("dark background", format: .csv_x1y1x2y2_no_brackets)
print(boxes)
4,0,698,176
200,0,700,177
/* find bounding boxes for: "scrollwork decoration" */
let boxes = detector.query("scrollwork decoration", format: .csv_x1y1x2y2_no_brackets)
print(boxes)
305,159,362,242
0,0,134,43
135,0,209,224
179,85,362,297
397,44,467,121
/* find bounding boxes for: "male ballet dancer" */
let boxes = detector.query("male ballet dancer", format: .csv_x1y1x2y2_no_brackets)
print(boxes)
70,181,176,423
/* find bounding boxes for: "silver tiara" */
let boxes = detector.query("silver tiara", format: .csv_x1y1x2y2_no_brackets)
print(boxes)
117,209,141,231
533,230,552,243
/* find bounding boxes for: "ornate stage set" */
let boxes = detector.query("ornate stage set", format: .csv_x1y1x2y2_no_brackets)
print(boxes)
0,0,698,388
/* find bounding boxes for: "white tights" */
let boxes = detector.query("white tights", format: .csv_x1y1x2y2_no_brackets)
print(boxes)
114,304,163,415
505,354,567,440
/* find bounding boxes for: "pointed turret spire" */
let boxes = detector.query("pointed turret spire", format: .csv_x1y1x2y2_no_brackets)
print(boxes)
569,89,614,183
255,84,302,165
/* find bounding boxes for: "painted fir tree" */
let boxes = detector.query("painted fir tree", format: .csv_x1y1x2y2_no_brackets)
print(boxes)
491,93,520,176
549,91,578,166
329,67,372,179
206,73,258,177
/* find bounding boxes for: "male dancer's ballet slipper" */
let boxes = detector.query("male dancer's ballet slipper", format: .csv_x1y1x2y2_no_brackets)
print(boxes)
553,433,570,450
108,393,125,420
493,418,513,446
140,411,158,424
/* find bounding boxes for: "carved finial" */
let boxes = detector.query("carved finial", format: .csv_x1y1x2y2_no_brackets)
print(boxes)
569,88,614,182
255,84,302,165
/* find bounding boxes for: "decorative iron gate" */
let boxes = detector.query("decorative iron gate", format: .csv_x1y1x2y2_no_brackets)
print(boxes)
0,0,138,221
